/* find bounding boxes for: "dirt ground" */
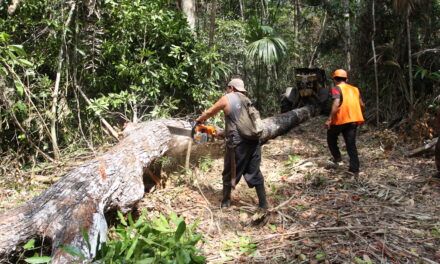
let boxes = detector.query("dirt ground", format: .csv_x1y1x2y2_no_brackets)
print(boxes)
1,116,440,263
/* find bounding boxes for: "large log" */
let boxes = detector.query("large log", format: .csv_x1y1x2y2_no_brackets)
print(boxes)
0,106,315,263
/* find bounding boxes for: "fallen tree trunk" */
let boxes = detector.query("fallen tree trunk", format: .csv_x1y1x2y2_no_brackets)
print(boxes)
407,137,437,157
0,105,315,263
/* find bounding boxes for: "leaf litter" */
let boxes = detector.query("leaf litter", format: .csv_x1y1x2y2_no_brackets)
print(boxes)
140,117,440,263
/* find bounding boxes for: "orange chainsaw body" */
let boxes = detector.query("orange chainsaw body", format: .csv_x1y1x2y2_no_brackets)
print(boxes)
193,125,216,144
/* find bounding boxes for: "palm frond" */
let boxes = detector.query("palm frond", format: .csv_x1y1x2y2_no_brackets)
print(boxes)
245,37,287,66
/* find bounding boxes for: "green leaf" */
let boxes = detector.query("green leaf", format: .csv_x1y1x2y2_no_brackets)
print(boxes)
191,254,206,264
9,45,26,56
118,211,128,226
24,256,52,263
23,239,36,250
0,32,10,42
188,233,202,246
58,245,86,259
17,58,33,67
177,249,191,264
126,236,138,260
136,257,156,264
269,224,276,231
128,213,135,226
175,221,186,242
134,212,147,228
81,227,91,252
315,253,326,259
14,80,24,97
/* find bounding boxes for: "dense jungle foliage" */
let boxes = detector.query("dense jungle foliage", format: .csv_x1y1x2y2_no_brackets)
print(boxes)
1,0,439,163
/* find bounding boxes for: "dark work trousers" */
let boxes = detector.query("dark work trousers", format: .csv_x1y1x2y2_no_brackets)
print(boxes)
222,139,264,188
327,122,360,173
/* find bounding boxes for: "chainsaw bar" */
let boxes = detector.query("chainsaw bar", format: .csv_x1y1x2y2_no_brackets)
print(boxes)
166,126,192,137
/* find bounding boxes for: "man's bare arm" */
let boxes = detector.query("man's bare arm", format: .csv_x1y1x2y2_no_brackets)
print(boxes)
196,96,228,123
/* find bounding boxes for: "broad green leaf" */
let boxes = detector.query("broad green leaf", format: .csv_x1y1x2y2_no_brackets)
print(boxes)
0,32,10,42
24,256,52,263
136,257,155,264
23,239,36,250
14,81,24,97
17,58,33,67
175,221,186,242
9,45,26,56
177,249,191,264
316,253,326,259
58,245,86,259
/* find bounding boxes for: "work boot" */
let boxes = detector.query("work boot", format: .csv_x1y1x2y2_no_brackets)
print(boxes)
255,184,269,209
221,185,231,208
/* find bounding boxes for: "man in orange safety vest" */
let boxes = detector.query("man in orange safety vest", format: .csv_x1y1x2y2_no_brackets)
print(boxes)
325,69,364,175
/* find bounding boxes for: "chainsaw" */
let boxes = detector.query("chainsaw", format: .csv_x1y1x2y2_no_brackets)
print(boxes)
167,122,218,144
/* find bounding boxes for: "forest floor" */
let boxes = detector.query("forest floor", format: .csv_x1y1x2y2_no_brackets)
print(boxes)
1,115,440,263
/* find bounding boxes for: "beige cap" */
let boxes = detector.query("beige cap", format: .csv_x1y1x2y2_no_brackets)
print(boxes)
228,78,246,92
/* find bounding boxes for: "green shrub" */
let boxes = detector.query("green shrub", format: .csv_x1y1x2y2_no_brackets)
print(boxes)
93,211,206,264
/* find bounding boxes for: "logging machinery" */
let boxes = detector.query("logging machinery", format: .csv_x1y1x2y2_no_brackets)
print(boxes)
281,68,330,114
167,122,217,144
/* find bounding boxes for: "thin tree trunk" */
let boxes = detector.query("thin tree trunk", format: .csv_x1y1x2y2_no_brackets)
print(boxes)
7,0,20,16
344,0,351,71
2,62,52,141
406,15,413,107
0,106,316,263
208,0,217,48
51,2,76,160
371,0,380,126
207,0,217,77
0,80,54,162
308,11,327,68
239,0,244,20
294,0,300,65
76,85,120,139
182,0,196,32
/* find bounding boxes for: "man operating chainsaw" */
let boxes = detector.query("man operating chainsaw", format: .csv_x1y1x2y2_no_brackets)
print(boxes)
196,78,269,209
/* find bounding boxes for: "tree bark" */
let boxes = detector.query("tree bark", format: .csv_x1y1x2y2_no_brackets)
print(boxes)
308,11,327,68
182,0,196,32
0,106,315,263
208,0,217,48
406,15,414,107
344,0,351,71
7,0,20,16
371,0,380,126
51,1,76,160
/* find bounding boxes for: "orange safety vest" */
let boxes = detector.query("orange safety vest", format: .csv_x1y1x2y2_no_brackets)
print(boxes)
331,83,365,126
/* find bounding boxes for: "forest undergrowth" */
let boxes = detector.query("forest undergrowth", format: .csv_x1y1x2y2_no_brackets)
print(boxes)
1,116,440,263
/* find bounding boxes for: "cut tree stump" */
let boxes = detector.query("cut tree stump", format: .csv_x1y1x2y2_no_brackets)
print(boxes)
0,105,315,263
